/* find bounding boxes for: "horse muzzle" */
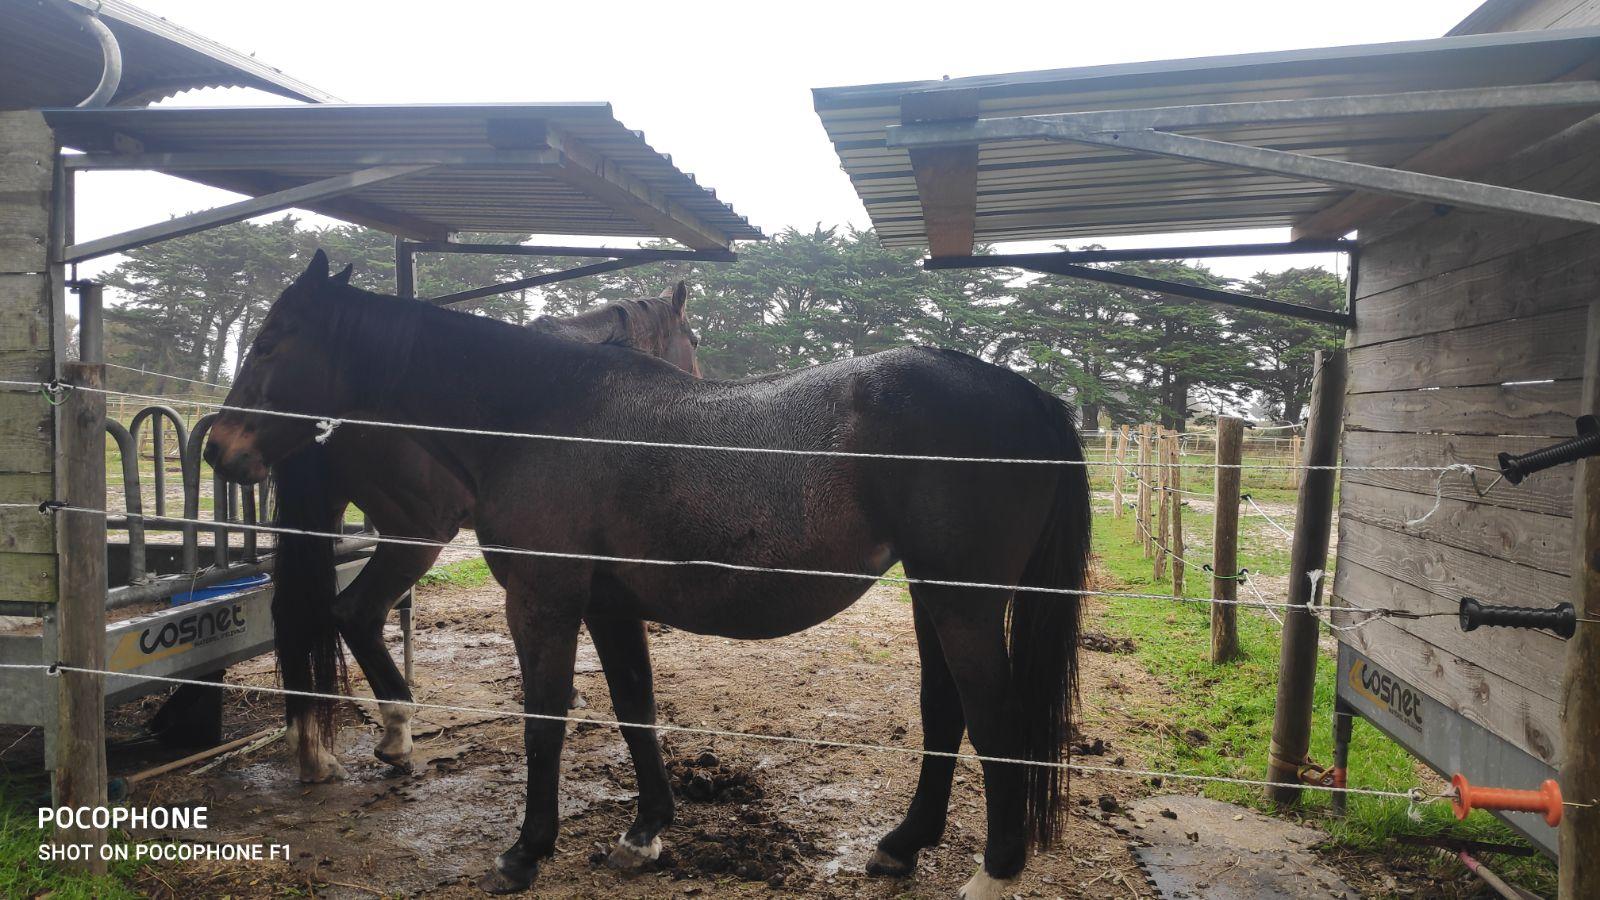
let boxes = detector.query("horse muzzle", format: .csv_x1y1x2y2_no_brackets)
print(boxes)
204,421,270,484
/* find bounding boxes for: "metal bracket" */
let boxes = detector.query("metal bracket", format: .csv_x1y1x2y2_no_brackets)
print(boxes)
404,242,736,309
60,164,437,263
886,80,1600,229
924,250,1353,326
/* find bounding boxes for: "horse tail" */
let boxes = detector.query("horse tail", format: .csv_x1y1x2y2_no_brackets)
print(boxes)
269,443,347,745
1009,391,1092,851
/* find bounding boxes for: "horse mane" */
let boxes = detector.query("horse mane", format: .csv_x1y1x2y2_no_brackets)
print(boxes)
533,296,677,348
304,280,431,405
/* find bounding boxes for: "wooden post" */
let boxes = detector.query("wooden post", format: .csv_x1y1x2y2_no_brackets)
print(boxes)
1211,416,1244,664
1559,300,1600,899
1155,430,1170,580
1171,433,1185,598
0,111,60,616
53,361,107,871
1138,424,1153,556
1289,434,1303,489
1112,426,1128,519
1266,350,1348,805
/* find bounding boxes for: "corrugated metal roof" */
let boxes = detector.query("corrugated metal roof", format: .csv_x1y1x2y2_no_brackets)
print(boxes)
44,103,764,247
813,28,1600,248
2,0,332,109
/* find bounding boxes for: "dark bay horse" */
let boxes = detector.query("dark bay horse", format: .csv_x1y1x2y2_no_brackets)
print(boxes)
207,251,1091,900
269,271,701,782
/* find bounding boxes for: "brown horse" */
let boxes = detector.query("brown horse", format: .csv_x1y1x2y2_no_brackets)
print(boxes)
208,251,1090,900
269,270,701,781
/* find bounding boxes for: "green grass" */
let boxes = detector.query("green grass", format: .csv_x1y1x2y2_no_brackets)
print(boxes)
1086,507,1557,894
0,779,144,899
418,556,494,588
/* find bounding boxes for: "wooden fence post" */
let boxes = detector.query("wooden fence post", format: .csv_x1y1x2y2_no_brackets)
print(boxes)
1559,300,1600,899
53,361,108,872
1171,433,1185,598
1138,424,1153,557
1289,434,1303,489
1266,350,1348,805
1211,416,1244,664
1155,430,1170,580
1112,426,1128,519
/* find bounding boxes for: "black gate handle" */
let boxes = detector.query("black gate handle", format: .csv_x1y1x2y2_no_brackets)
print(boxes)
1497,415,1599,485
1459,597,1576,639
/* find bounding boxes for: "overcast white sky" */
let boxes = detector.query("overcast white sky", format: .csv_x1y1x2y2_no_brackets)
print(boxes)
74,0,1486,284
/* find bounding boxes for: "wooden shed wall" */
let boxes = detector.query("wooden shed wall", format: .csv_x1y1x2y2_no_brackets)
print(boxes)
0,111,58,604
1331,107,1600,768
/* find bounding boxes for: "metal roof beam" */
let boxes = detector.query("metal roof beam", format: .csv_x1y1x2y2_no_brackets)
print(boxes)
61,164,437,263
405,241,737,262
1294,60,1600,239
887,81,1600,147
930,240,1353,267
542,125,732,251
1070,129,1600,228
64,148,560,170
426,258,651,309
925,254,1353,327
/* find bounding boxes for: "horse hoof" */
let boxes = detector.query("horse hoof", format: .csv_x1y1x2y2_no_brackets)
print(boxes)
605,833,661,872
957,869,1016,900
478,857,535,894
865,847,916,878
570,688,588,710
374,746,413,770
298,757,348,784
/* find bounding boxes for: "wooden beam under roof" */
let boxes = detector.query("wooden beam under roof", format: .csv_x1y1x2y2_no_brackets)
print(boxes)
1292,59,1600,240
903,89,979,257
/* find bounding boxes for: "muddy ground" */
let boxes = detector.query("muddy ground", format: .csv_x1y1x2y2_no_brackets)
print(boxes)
1,495,1478,898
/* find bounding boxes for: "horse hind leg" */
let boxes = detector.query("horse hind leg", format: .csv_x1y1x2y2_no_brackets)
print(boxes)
286,709,348,783
585,611,674,871
868,595,965,878
912,584,1031,900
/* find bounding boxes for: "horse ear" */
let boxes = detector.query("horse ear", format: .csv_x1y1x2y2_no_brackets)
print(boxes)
670,280,689,316
601,303,629,343
331,263,354,286
297,249,330,286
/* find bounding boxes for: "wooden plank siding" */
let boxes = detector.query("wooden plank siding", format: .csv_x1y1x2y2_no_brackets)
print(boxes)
1335,85,1600,771
1349,228,1600,348
1342,431,1574,518
1333,613,1562,765
0,111,56,605
1347,306,1589,395
1336,518,1569,617
1343,379,1581,437
1333,559,1567,704
1340,480,1571,576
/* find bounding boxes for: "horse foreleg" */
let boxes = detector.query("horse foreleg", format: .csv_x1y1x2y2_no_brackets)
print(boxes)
331,541,442,769
868,596,965,878
919,590,1029,900
481,575,584,894
586,612,673,870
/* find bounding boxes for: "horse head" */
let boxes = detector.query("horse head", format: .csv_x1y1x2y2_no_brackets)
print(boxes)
533,281,701,377
205,249,388,483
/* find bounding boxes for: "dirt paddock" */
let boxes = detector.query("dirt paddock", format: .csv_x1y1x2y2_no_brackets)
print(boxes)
5,536,1463,898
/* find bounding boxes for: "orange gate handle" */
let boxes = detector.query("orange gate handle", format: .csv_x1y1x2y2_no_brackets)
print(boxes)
1451,774,1563,828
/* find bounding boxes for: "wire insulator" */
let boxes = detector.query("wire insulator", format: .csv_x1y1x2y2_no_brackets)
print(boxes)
1497,415,1599,485
1451,774,1563,828
1459,597,1577,639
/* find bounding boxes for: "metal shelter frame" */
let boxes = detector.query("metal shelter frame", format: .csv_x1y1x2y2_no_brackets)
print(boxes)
884,80,1600,325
